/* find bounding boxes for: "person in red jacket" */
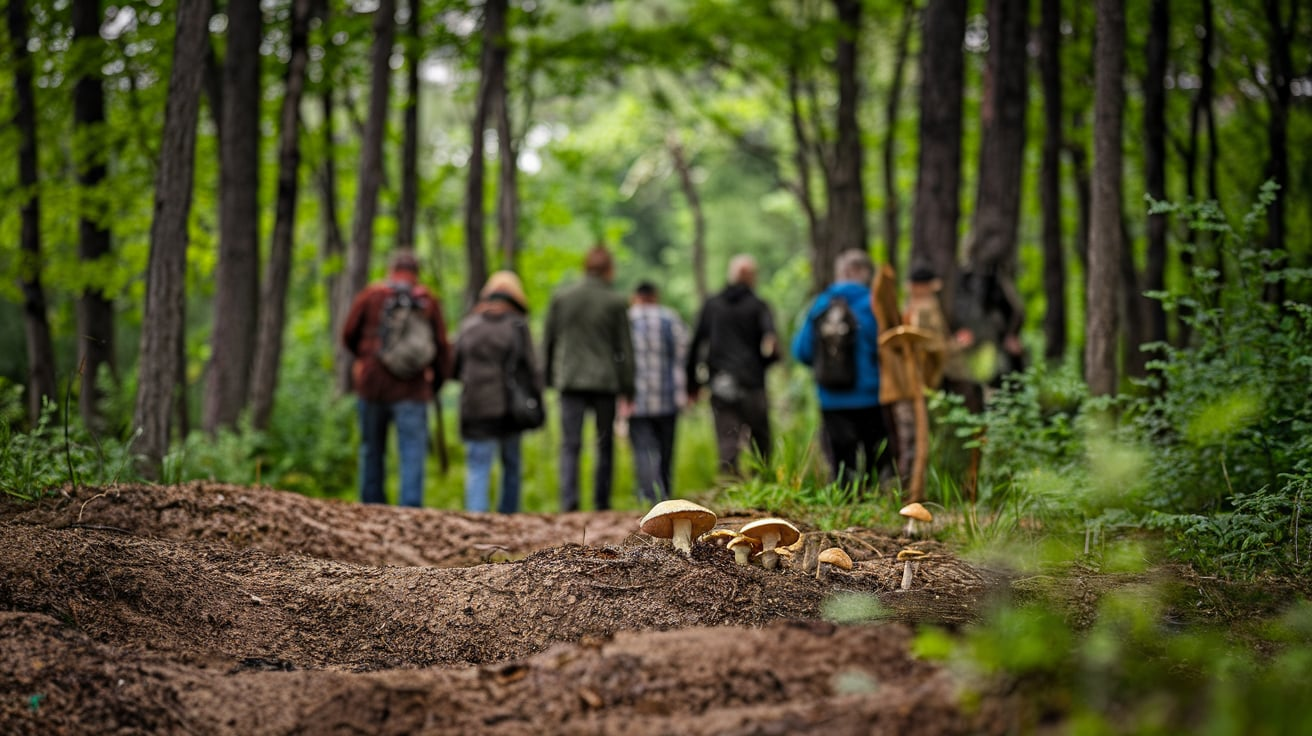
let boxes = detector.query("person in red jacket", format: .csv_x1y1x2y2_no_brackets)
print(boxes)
341,250,452,507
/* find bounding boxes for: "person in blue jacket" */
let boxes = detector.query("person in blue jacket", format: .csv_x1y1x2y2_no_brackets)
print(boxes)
791,248,895,491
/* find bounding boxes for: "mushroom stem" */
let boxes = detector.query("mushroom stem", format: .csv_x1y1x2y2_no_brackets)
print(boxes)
815,564,826,582
904,518,917,537
733,546,751,565
900,560,914,590
759,531,782,570
672,518,693,555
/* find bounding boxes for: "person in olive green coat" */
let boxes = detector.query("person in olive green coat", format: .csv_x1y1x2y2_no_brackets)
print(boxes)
543,245,635,512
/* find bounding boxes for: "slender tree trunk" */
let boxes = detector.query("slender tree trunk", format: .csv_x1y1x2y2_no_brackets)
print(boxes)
1086,0,1125,397
1142,0,1169,362
1181,0,1215,348
341,0,397,326
204,0,263,433
464,0,504,307
73,0,115,428
250,0,311,431
788,64,824,268
1262,0,1295,306
495,66,518,269
669,135,708,303
398,0,420,250
881,0,916,273
134,0,212,474
821,0,866,289
967,0,1029,277
9,0,57,424
1119,220,1147,380
320,88,352,392
910,0,967,314
1039,0,1066,362
204,39,224,145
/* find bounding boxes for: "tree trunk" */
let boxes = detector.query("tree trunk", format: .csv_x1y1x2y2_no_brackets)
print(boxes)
1181,0,1215,348
1142,0,1169,364
881,0,916,273
398,0,420,250
1262,0,1295,306
820,0,866,289
9,0,57,424
320,88,352,393
1039,0,1066,363
910,0,967,314
341,0,397,331
204,0,263,433
73,0,115,429
967,0,1029,278
788,64,824,274
494,61,518,269
250,0,312,431
465,0,503,307
1085,0,1125,397
669,135,708,303
133,0,212,474
1119,220,1147,380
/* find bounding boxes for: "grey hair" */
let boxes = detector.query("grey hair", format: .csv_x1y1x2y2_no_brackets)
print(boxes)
727,254,758,285
834,249,874,283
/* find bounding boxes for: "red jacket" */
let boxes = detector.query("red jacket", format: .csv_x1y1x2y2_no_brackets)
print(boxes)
341,273,452,403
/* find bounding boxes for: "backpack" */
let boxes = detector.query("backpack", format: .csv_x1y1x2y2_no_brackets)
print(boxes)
812,296,858,390
377,282,437,380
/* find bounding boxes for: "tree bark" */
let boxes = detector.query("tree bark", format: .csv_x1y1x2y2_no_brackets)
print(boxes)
1262,0,1295,307
881,0,916,274
204,0,263,433
133,0,212,474
494,44,518,270
1181,0,1216,348
464,0,504,307
9,0,57,424
1086,0,1125,397
1139,0,1169,376
820,0,866,290
398,0,420,250
250,0,312,431
910,0,967,314
341,0,397,332
788,64,824,273
1039,0,1066,363
967,0,1029,278
669,135,708,303
73,0,115,429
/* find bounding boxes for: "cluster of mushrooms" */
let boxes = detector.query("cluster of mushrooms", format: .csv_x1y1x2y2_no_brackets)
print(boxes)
638,499,938,590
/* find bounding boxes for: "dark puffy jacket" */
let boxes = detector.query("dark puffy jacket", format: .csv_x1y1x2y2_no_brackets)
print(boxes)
453,297,541,439
685,283,780,392
342,275,452,403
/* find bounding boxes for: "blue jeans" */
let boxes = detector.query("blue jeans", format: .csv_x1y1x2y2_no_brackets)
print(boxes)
464,434,523,513
357,399,429,507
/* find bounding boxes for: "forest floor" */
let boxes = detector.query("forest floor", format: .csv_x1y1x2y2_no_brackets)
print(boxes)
0,482,1295,734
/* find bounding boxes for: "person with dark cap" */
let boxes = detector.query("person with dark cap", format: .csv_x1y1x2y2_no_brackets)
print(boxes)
686,254,781,476
341,249,452,507
624,281,689,505
453,271,540,513
543,245,635,512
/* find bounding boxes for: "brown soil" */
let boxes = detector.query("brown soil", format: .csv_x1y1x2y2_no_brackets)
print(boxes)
2,483,1023,734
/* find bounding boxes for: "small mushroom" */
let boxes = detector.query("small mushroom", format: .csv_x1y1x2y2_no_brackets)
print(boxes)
815,547,853,582
899,502,933,537
726,534,760,565
897,548,927,590
640,500,718,556
700,529,738,547
753,546,796,568
740,518,801,571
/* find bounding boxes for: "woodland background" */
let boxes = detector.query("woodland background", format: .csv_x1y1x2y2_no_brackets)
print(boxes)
1,0,1310,522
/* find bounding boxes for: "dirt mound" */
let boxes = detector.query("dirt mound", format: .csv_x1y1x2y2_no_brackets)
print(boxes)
2,611,1013,735
1,482,637,568
1,483,1018,734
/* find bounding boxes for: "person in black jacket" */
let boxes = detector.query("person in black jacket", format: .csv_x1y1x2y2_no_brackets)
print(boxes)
686,254,781,476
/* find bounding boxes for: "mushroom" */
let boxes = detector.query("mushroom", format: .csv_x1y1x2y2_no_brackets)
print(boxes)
815,547,853,582
739,518,801,571
700,529,738,547
897,548,927,590
899,502,933,537
726,534,760,565
640,500,717,556
753,546,795,568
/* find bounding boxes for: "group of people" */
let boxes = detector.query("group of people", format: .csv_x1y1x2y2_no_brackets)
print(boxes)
341,245,1019,512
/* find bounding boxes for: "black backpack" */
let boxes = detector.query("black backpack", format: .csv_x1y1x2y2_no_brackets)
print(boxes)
377,282,437,380
813,296,858,390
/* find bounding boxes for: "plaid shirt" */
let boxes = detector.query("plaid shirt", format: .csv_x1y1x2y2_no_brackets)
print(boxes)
628,303,688,417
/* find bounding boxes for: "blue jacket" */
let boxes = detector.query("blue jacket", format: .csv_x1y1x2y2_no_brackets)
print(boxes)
791,281,881,410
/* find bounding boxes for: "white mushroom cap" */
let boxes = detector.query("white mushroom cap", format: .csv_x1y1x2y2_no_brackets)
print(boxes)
640,500,718,540
726,534,761,552
739,518,801,548
817,547,853,571
898,502,933,523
